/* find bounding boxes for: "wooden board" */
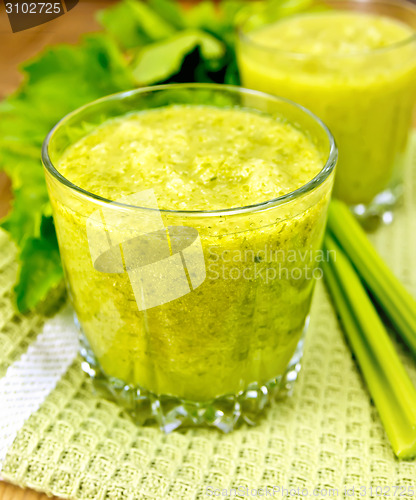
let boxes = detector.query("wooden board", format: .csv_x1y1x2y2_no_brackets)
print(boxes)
0,482,58,500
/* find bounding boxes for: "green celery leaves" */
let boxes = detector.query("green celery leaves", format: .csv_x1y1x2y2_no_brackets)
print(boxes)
0,34,134,311
0,0,249,311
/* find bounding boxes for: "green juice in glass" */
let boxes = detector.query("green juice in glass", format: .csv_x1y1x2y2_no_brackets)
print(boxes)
238,7,416,210
44,87,336,430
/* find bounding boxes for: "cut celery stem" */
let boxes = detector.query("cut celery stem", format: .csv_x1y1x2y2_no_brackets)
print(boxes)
323,234,416,459
327,199,416,356
326,235,416,418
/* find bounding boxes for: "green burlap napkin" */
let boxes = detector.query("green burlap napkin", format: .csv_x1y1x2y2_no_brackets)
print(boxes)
0,141,415,499
0,232,45,379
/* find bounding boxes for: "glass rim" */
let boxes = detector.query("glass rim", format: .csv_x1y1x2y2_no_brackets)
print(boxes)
42,83,337,218
237,0,416,60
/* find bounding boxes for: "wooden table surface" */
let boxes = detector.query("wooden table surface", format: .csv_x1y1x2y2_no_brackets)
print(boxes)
0,2,117,497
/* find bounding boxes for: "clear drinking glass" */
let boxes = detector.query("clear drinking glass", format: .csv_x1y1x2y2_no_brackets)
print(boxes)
237,0,416,219
42,84,337,432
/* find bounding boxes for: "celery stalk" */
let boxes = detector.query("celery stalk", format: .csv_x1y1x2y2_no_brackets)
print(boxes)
327,199,416,356
323,234,416,459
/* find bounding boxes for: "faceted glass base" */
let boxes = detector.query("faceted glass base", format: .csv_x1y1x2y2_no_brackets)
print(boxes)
79,324,306,433
350,185,402,229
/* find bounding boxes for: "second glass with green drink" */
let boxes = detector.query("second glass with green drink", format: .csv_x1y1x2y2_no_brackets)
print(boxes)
237,0,416,217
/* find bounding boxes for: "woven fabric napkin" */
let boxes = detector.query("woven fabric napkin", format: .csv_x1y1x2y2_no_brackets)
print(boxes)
0,140,415,499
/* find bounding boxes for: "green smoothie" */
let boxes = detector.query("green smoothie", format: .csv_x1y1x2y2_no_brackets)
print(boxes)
48,104,334,402
238,10,416,206
57,106,323,210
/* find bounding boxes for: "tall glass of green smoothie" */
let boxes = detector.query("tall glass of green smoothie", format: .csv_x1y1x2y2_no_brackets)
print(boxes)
42,84,336,432
237,0,416,219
